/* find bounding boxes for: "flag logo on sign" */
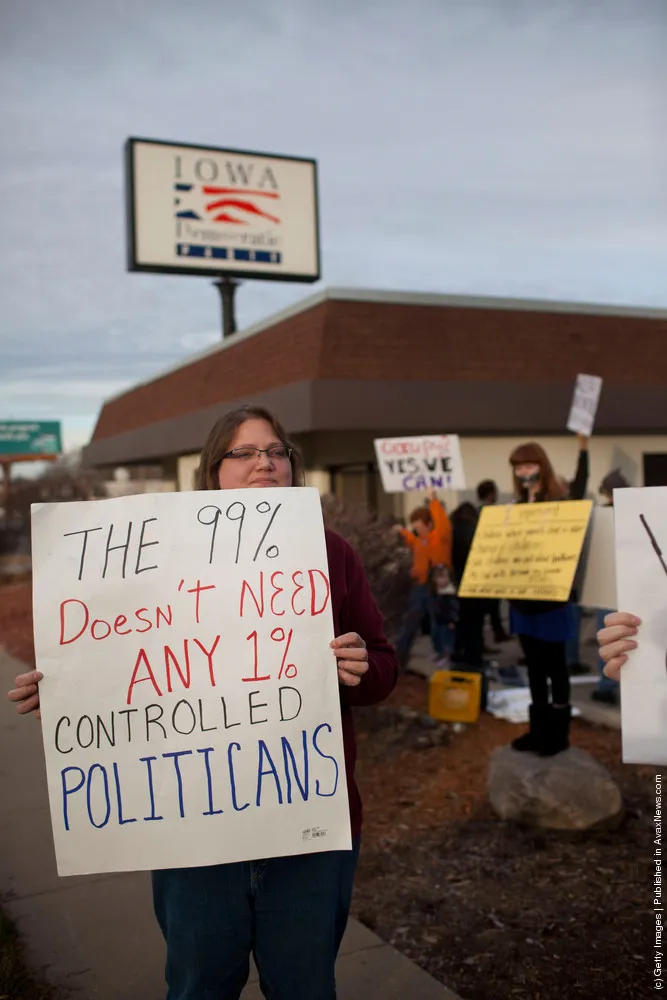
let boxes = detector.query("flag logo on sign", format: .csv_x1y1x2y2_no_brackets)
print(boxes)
174,184,281,226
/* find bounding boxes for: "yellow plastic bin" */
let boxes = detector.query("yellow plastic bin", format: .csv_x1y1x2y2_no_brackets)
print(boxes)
428,669,482,724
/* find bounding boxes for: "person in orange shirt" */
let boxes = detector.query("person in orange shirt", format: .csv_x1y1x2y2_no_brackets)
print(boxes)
394,490,453,669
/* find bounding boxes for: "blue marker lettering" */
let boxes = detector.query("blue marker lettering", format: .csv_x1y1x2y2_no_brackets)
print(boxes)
112,762,136,825
197,747,223,816
162,750,193,818
86,763,111,828
140,755,164,821
256,740,283,807
281,731,309,803
312,723,340,797
61,765,85,831
227,742,249,811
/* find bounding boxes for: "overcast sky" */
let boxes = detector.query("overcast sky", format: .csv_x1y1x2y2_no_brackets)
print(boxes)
1,0,665,452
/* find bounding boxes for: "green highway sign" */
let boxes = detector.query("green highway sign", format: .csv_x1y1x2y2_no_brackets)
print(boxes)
0,421,62,459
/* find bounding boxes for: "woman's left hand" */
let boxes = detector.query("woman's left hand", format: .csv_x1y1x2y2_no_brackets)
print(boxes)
331,633,369,687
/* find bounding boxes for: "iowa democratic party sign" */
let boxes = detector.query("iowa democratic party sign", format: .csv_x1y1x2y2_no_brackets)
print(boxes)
374,435,466,493
126,137,320,283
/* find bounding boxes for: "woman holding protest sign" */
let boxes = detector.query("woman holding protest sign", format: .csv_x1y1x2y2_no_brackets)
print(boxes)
7,404,398,1000
507,441,576,757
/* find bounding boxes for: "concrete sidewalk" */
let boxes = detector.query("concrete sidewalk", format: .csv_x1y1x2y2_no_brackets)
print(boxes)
0,648,460,1000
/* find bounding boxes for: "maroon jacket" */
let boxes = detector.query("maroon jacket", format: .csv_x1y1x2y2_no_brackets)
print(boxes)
325,529,398,837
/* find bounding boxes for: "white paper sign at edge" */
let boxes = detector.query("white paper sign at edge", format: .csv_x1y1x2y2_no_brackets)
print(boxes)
374,435,466,493
580,506,617,610
567,373,603,436
614,487,667,764
31,487,351,876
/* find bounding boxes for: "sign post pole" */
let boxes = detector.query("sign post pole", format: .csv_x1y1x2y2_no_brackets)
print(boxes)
213,276,241,338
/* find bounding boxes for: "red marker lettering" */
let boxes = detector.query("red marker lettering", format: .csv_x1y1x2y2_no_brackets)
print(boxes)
270,571,285,616
59,599,89,646
309,569,330,616
126,649,163,705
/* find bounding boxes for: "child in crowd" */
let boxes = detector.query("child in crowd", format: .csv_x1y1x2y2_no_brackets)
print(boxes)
394,491,452,669
428,562,458,662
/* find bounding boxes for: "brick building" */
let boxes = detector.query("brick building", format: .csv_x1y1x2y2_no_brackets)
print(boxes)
83,287,667,512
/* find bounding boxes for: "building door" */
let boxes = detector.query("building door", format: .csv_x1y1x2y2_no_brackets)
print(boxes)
643,454,667,487
329,463,398,515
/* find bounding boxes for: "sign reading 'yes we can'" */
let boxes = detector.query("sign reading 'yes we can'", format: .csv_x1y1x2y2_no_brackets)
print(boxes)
374,435,466,493
31,488,351,876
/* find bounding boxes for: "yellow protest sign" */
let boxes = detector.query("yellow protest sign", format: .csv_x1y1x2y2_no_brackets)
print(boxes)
458,500,593,602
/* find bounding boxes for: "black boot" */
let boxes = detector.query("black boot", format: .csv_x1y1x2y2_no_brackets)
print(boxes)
511,703,547,753
540,704,571,756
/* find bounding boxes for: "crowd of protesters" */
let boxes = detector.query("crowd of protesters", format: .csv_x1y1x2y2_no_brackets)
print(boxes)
392,432,627,755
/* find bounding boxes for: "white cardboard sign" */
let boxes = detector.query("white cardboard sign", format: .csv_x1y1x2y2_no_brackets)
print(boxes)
374,435,466,493
31,488,351,876
580,506,617,611
567,374,603,436
614,487,667,764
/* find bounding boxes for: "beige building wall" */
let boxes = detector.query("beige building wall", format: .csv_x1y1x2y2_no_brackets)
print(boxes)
305,469,330,493
177,453,201,492
171,433,667,517
104,479,176,497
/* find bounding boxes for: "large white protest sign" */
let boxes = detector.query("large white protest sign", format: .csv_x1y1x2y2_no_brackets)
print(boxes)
31,488,351,876
580,506,617,610
567,374,603,436
374,435,466,493
614,487,667,764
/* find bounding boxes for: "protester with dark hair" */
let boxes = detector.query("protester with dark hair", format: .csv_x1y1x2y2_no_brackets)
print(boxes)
394,491,452,668
451,501,483,669
590,468,630,705
7,404,398,1000
476,479,498,506
449,501,490,710
507,441,575,756
475,478,511,644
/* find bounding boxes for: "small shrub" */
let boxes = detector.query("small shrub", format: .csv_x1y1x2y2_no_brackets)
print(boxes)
321,496,412,640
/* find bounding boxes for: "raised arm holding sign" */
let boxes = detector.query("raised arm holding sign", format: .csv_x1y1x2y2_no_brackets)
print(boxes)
8,405,398,1000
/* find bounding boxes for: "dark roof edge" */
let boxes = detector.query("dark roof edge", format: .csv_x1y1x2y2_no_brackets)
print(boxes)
82,379,667,468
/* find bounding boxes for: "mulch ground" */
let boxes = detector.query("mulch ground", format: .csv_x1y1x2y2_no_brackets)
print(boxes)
352,675,653,1000
1,582,653,999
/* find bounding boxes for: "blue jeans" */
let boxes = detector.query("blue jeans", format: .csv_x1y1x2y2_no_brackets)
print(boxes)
596,608,619,694
396,584,447,665
152,840,360,1000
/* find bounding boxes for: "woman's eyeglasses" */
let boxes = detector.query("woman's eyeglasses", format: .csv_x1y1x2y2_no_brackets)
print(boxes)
222,446,292,462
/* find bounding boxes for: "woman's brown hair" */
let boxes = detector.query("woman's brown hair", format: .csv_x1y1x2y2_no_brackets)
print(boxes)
509,441,565,502
194,405,305,490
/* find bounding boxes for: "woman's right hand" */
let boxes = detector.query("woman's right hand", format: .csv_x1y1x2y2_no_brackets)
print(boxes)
7,670,43,718
597,612,641,681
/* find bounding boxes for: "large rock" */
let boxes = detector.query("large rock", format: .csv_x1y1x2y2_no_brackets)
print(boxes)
488,745,624,830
